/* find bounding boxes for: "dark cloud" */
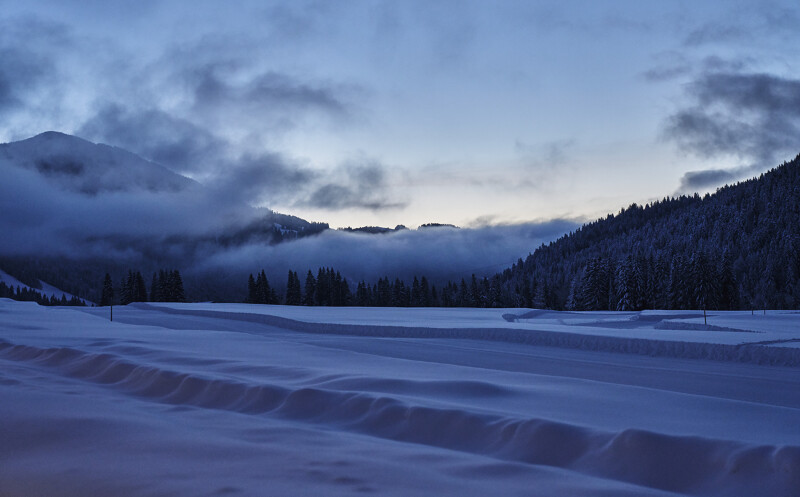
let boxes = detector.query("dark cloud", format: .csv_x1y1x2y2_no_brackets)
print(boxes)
664,70,800,192
677,165,761,192
209,153,314,206
77,105,224,174
302,161,407,211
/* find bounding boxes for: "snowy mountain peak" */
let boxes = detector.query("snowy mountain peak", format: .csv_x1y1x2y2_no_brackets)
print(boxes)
0,131,197,195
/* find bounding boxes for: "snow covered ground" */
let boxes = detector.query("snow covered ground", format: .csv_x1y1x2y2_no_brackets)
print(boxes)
1,299,798,496
0,269,89,304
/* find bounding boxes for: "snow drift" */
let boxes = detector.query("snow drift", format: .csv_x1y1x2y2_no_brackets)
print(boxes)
1,300,798,496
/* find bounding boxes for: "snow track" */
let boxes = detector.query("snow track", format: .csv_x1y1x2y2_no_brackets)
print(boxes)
135,303,800,367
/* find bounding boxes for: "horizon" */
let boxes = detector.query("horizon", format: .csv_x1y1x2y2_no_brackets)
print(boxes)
2,1,799,229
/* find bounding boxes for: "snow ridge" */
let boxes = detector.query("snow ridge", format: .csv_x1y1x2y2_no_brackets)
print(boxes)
134,304,800,367
1,338,797,497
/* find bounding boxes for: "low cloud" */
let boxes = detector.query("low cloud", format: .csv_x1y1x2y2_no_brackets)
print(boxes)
0,155,574,285
198,220,577,286
676,165,763,192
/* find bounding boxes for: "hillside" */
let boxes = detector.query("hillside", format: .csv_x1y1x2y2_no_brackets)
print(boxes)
0,131,198,194
498,154,800,310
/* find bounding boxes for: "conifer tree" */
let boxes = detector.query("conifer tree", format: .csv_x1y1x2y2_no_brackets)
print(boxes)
303,271,316,306
151,273,160,302
420,276,431,306
100,273,114,306
246,274,257,303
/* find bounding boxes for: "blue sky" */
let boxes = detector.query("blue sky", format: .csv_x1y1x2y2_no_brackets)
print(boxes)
2,0,799,228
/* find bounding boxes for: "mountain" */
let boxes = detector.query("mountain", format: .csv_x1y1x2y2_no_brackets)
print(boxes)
495,154,800,311
0,131,197,194
0,131,332,302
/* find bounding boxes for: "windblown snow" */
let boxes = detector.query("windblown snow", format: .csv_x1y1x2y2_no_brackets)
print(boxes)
1,299,798,496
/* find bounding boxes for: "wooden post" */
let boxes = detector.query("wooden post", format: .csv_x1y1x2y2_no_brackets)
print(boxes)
703,307,707,326
110,304,113,322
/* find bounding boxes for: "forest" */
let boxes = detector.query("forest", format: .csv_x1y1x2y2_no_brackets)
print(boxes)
241,154,800,310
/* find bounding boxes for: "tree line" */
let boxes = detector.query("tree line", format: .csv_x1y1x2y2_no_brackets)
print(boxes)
497,154,800,311
0,281,86,306
99,269,185,306
245,267,510,308
243,154,800,311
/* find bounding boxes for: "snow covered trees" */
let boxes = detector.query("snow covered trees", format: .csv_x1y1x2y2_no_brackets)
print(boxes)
495,154,800,310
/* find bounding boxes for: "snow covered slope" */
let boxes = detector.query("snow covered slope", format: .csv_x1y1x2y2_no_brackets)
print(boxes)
0,300,798,496
0,268,89,304
0,131,196,194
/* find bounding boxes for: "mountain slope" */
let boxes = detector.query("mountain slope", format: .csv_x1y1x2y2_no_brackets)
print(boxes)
0,131,198,194
498,154,800,310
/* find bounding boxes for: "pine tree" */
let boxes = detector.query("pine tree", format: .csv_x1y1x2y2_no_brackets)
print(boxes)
246,274,257,303
135,271,148,302
718,251,739,310
171,270,185,302
285,270,302,305
303,271,316,306
100,273,114,306
151,273,160,302
420,276,431,307
121,270,134,305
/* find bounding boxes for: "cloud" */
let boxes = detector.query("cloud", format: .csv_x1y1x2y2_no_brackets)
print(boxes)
184,62,359,134
0,18,71,115
512,139,577,191
663,69,800,192
301,159,407,211
0,48,48,112
77,105,224,175
683,23,749,47
676,165,762,192
209,152,315,206
642,54,750,83
198,220,578,286
0,152,574,286
0,161,251,259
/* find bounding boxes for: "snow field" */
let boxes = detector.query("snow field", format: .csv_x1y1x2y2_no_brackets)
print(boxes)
1,299,799,496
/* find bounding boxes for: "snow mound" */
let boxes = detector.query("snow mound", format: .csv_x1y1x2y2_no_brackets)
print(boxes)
2,337,797,497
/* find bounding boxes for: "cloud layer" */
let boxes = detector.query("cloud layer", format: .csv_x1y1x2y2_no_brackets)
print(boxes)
0,135,574,285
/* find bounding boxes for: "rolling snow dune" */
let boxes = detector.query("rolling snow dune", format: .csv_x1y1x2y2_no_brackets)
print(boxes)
1,300,799,496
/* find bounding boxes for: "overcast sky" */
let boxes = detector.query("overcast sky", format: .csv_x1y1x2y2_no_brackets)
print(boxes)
2,0,799,229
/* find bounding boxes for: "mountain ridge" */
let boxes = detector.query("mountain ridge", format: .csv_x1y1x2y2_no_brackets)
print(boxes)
0,131,198,194
496,154,800,310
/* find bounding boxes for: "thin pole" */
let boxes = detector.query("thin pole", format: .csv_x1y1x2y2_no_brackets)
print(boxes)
110,304,113,322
